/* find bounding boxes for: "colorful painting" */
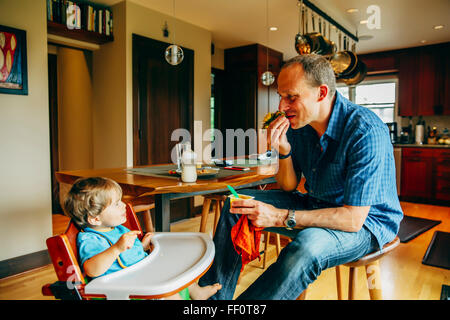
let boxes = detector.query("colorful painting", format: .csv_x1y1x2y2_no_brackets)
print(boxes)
0,25,28,95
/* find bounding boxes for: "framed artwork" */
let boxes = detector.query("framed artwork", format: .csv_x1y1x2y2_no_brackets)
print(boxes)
0,25,28,95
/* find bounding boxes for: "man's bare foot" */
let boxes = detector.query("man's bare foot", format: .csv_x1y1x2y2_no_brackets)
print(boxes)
188,282,222,300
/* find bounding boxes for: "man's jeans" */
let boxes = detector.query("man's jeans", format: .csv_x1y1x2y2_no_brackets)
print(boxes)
198,189,379,300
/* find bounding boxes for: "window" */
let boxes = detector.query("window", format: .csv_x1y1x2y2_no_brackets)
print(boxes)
337,77,398,123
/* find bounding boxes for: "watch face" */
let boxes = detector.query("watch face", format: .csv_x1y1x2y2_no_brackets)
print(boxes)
287,219,296,228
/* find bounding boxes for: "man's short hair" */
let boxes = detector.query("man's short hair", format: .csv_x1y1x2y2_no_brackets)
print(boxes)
63,177,122,228
281,54,336,98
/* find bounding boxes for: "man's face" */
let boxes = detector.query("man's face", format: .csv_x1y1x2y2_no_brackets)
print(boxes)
277,64,321,130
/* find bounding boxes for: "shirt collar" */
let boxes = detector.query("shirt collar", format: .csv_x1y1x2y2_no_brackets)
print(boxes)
323,91,347,141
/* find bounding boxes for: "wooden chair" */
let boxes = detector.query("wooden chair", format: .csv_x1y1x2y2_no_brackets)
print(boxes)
122,195,155,233
42,203,214,300
199,194,227,236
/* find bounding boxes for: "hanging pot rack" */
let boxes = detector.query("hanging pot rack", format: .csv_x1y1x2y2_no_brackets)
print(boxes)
300,0,359,43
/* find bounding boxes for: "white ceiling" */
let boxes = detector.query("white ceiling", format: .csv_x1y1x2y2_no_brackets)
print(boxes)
95,0,450,59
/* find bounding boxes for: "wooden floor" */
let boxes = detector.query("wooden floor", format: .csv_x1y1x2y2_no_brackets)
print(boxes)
0,201,448,300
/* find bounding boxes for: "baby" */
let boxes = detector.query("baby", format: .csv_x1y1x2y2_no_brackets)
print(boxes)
63,176,221,300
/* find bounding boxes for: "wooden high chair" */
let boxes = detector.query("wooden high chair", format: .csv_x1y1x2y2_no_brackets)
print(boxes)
42,203,214,300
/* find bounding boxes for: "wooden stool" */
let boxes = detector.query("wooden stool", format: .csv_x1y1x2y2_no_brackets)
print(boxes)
298,236,400,300
199,194,227,236
262,232,281,269
339,236,400,300
122,195,155,233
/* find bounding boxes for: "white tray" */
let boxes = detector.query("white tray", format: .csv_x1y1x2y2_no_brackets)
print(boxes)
84,232,214,300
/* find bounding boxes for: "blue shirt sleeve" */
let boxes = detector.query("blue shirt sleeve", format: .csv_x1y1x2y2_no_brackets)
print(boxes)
343,125,388,206
77,232,110,269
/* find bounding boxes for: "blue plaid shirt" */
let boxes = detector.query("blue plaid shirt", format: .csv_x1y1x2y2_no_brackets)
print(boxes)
287,91,403,249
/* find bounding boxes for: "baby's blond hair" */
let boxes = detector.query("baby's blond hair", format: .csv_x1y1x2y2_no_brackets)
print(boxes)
63,177,122,228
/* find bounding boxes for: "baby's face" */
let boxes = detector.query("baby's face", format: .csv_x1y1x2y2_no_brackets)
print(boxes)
96,191,127,228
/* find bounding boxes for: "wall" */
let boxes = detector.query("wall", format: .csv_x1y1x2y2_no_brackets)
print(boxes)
57,47,93,170
0,0,52,261
91,1,128,169
92,1,213,169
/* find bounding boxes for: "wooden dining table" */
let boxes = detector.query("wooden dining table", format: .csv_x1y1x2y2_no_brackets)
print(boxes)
56,162,277,232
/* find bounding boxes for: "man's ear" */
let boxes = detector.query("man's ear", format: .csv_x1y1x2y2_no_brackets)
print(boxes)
318,85,329,102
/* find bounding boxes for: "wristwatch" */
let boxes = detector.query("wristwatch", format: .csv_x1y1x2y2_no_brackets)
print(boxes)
284,209,296,230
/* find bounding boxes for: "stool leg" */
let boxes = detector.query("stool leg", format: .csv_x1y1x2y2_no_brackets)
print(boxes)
142,210,154,233
348,267,357,300
199,198,212,233
275,233,281,256
365,260,382,300
263,232,271,269
335,265,345,300
213,200,221,236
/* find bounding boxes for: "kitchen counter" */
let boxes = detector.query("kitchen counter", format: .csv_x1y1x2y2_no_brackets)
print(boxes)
393,143,450,148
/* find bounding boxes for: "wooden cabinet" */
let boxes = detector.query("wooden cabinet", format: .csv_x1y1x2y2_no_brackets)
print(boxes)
359,42,450,116
397,44,446,116
401,148,434,198
219,44,283,156
400,147,450,203
434,149,450,201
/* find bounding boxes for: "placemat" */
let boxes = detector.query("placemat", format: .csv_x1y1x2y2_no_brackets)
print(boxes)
398,215,441,243
422,231,450,270
126,164,252,180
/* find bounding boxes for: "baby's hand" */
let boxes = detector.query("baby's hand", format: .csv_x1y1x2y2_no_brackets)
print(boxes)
141,232,154,251
114,230,141,253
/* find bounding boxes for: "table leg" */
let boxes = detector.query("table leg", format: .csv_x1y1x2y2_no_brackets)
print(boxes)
155,194,171,232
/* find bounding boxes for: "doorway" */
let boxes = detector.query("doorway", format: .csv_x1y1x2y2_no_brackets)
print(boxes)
132,34,194,222
48,53,61,214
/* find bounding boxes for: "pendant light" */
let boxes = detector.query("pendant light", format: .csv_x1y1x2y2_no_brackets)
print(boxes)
165,0,184,65
261,0,275,86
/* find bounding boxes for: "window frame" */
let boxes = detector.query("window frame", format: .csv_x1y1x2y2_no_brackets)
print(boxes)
337,74,401,125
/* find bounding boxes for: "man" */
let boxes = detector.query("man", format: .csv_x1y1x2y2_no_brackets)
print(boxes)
199,54,403,300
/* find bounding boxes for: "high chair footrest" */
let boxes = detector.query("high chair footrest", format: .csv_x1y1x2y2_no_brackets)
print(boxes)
46,281,83,300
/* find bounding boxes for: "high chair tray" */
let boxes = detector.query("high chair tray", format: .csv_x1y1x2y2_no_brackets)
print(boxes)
84,232,214,299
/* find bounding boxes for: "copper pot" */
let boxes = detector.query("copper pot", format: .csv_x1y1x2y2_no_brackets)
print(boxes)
340,60,367,86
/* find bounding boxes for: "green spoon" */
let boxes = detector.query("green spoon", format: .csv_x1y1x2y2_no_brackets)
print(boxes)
227,185,240,198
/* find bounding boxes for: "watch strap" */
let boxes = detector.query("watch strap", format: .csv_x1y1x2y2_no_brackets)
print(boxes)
278,150,292,159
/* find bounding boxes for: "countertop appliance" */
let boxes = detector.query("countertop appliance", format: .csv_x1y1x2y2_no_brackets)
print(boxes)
386,122,398,144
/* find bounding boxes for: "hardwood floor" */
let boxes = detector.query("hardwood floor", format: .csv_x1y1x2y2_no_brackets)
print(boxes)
0,201,448,300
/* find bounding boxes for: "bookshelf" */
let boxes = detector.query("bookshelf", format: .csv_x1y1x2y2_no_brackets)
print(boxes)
47,20,113,45
47,0,114,45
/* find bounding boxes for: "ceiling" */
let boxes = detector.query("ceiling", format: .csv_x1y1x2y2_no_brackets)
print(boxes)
95,0,450,59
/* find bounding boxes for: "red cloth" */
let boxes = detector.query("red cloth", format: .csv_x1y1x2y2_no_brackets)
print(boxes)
231,215,264,271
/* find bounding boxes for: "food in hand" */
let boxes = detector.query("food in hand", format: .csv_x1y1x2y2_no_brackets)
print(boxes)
262,111,286,129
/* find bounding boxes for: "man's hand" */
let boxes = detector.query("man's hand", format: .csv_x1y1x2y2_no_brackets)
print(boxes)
114,230,141,253
229,199,288,228
268,114,291,155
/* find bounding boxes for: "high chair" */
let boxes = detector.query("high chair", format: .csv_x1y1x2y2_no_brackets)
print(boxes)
42,203,214,300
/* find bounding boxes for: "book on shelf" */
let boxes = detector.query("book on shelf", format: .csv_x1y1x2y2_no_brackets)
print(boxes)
47,0,113,37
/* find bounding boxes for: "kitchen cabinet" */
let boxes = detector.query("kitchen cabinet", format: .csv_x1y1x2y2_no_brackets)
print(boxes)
359,42,450,116
397,44,445,116
400,147,450,202
401,148,434,198
219,44,283,156
434,149,450,201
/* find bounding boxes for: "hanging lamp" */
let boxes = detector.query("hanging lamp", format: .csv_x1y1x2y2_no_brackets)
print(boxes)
261,0,275,86
165,0,184,65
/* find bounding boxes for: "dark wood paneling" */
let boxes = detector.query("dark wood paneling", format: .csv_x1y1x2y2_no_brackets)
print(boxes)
48,54,63,214
132,34,194,222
